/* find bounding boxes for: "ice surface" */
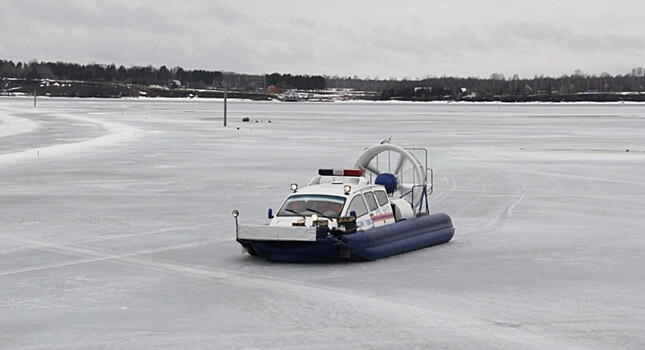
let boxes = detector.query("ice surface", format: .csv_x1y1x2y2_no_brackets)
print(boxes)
1,97,644,349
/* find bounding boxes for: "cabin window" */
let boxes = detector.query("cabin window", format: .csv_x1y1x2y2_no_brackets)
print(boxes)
277,194,346,218
346,195,368,217
375,190,389,206
363,192,379,211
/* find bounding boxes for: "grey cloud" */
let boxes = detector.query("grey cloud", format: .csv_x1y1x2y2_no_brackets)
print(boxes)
2,0,645,78
489,21,644,54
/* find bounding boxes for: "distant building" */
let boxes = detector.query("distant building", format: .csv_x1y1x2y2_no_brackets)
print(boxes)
169,80,181,89
283,90,299,102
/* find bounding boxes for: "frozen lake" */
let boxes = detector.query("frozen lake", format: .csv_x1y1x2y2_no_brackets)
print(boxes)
1,97,644,349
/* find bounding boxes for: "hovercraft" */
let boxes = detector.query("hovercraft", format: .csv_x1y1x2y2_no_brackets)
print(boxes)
233,143,455,262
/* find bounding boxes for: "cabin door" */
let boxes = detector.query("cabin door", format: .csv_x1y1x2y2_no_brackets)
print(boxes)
345,194,374,231
362,190,395,227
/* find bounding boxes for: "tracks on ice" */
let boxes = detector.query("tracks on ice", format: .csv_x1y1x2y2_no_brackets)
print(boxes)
0,108,144,164
0,222,584,349
436,161,526,236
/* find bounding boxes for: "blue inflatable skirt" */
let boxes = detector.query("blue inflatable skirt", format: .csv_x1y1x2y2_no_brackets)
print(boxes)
237,212,455,263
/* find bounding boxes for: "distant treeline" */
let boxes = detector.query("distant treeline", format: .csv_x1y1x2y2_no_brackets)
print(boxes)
0,59,324,91
3,59,645,102
327,71,645,101
371,72,645,102
265,72,325,91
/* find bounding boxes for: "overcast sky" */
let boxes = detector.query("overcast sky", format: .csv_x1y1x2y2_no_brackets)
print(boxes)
1,1,644,79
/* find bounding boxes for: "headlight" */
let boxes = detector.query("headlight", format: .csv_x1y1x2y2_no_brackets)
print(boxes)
311,213,319,222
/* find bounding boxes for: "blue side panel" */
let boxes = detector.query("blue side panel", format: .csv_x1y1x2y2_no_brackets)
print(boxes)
340,212,454,261
240,239,344,263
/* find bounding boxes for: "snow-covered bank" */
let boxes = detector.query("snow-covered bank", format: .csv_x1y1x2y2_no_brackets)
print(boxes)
0,103,144,164
0,113,38,138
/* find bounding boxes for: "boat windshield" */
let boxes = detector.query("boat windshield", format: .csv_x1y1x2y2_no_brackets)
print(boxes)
277,194,346,219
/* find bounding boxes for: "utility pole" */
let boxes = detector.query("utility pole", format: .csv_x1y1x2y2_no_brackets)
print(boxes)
222,81,228,127
34,89,37,107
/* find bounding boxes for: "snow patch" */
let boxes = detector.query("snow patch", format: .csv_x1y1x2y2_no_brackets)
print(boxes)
0,113,39,138
0,112,145,164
